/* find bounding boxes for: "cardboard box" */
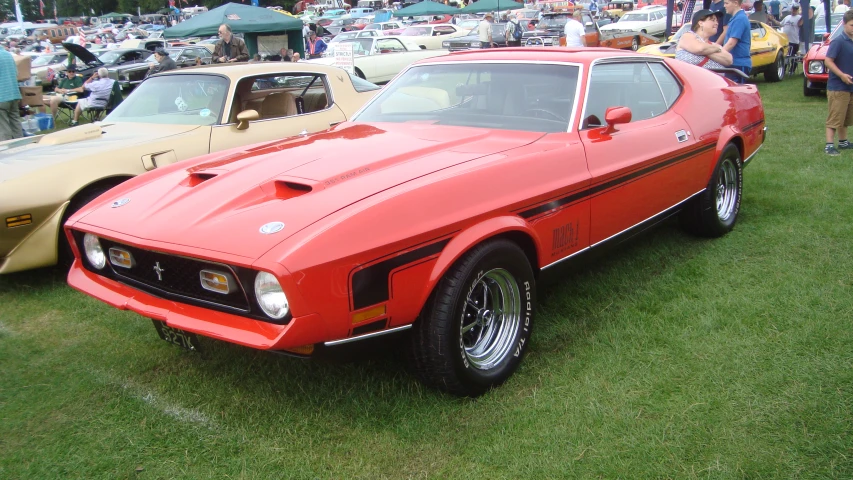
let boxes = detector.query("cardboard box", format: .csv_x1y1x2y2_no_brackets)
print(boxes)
13,55,31,82
19,86,44,107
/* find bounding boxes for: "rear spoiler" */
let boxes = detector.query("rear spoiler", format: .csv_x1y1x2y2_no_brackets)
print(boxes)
709,67,749,79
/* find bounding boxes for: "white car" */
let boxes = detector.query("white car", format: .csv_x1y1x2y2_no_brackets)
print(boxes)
308,36,448,83
396,24,469,50
363,21,404,32
600,7,667,37
326,29,382,47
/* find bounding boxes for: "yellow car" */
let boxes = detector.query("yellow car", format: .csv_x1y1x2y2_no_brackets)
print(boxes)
638,20,789,82
0,63,379,274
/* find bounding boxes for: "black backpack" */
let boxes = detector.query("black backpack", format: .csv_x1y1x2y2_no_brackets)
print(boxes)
510,20,522,40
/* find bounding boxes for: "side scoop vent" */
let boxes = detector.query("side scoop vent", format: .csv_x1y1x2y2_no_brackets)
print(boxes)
274,181,313,200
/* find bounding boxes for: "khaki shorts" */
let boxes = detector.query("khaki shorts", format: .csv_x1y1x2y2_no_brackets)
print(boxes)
826,90,853,129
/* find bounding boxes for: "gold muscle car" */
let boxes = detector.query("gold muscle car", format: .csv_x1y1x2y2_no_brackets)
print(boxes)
0,63,379,274
637,21,789,82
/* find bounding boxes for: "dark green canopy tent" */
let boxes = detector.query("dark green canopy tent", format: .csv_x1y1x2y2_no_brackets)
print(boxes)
392,1,461,17
163,3,305,57
101,12,130,18
459,0,525,14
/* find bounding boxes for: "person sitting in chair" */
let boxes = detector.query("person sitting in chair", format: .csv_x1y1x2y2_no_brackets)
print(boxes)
41,65,82,117
69,68,115,126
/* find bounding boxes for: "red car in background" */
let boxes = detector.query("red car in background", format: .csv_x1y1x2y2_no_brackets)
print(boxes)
803,19,842,96
67,48,765,397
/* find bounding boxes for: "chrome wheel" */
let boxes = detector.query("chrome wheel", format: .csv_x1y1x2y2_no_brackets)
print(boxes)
631,36,639,51
716,157,738,222
777,58,785,80
460,268,522,370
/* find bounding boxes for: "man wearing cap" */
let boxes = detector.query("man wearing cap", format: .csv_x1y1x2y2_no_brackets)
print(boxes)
781,5,803,56
478,14,495,48
722,0,752,82
213,24,249,63
147,48,177,76
42,65,83,117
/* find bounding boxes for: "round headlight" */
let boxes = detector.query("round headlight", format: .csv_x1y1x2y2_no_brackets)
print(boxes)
254,271,289,319
808,61,824,74
83,233,106,269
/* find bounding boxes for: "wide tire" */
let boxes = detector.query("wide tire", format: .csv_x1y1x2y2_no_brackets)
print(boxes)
803,76,819,96
631,36,639,51
407,239,535,397
680,144,743,238
765,51,784,83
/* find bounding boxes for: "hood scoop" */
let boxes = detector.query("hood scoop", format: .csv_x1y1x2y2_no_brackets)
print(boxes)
274,180,312,200
38,124,102,146
183,172,219,187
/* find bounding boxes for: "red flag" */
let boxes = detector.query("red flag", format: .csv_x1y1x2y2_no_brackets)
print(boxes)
46,67,55,82
39,0,44,15
169,0,175,6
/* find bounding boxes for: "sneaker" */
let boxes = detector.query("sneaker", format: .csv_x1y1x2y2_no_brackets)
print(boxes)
69,120,78,127
838,141,853,150
825,145,840,156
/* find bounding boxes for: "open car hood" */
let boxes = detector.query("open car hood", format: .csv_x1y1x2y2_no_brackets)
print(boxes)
76,123,545,258
61,42,104,67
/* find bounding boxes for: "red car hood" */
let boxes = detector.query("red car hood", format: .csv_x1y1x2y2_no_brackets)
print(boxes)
808,42,830,60
77,123,543,259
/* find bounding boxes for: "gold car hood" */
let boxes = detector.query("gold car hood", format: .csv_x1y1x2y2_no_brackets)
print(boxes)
0,123,203,183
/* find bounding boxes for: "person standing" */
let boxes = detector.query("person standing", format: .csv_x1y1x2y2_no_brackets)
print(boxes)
722,0,752,83
0,46,22,141
589,0,599,16
710,0,729,43
146,48,177,76
478,13,495,48
564,9,587,47
213,24,249,63
306,32,327,58
749,1,780,26
781,5,802,56
505,14,522,47
835,0,850,14
823,10,853,155
768,0,781,20
799,5,815,53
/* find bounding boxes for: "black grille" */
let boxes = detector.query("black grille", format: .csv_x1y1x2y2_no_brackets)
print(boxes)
99,239,250,311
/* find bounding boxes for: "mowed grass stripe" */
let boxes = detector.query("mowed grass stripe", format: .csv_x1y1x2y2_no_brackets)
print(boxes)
1,77,851,479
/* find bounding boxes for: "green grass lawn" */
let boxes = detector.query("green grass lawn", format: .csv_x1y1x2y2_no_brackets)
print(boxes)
2,76,851,479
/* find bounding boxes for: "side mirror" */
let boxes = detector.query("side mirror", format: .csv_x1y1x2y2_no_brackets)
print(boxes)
603,106,631,134
236,109,259,130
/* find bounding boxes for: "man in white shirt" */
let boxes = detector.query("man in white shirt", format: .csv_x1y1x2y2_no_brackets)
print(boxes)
835,0,850,13
564,10,587,47
478,13,495,48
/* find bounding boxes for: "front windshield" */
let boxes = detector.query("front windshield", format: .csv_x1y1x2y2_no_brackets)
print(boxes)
105,74,229,126
540,15,569,28
621,13,649,22
97,50,123,63
31,54,60,67
354,63,578,133
342,38,374,55
331,31,359,42
364,23,380,29
403,26,431,36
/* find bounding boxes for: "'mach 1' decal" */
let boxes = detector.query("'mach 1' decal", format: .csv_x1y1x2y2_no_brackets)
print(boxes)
551,221,579,257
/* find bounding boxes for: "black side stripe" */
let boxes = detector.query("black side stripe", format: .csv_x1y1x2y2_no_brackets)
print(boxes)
743,120,764,132
351,238,451,310
519,142,716,219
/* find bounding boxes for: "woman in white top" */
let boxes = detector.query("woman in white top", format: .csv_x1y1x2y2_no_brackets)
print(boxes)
676,9,733,69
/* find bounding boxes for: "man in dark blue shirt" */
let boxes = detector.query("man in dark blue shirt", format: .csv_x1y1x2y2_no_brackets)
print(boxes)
823,10,853,155
710,0,729,42
723,0,751,83
767,0,781,20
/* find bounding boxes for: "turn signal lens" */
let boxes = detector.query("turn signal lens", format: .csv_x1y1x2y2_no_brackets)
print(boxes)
199,270,234,294
108,247,134,268
83,233,106,270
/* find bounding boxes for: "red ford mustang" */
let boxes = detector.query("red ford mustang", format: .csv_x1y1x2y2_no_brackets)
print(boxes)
803,20,843,96
66,48,765,396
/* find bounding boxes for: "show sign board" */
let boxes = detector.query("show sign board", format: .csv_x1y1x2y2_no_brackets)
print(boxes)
333,42,354,75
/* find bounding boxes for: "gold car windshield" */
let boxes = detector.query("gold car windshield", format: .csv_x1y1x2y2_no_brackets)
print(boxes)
105,74,229,126
354,63,579,133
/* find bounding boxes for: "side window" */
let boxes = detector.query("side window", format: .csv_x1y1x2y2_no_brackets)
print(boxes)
582,62,668,129
231,74,330,122
648,62,682,108
435,26,455,35
376,38,406,53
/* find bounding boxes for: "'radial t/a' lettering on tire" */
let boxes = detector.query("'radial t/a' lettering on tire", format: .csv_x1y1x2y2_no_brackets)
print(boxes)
408,239,536,397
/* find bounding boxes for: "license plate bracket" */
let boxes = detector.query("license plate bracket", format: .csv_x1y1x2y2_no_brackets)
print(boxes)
152,320,201,352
